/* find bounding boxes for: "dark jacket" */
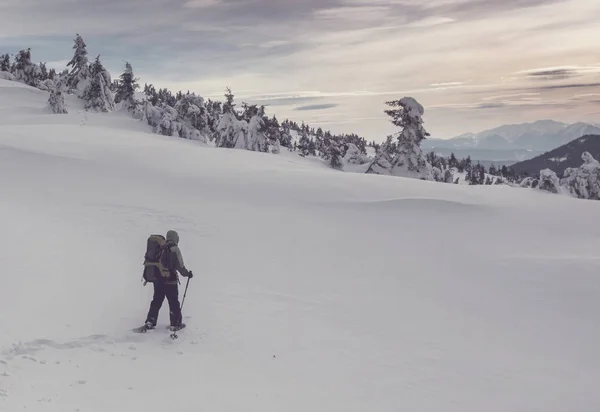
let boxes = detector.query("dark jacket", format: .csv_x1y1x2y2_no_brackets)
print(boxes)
165,230,190,284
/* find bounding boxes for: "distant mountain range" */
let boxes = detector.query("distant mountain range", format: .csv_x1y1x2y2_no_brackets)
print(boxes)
510,134,600,177
423,120,600,163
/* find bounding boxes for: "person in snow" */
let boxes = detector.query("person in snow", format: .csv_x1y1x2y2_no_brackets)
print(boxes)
144,230,193,329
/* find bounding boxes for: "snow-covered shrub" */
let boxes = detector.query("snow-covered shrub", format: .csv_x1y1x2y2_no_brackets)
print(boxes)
47,80,68,114
247,112,268,152
519,177,536,188
538,169,560,194
366,136,395,175
0,71,15,81
344,143,369,165
561,151,600,200
269,138,281,154
37,79,55,92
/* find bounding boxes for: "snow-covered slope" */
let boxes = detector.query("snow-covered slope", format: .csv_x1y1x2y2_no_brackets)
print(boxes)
1,79,600,411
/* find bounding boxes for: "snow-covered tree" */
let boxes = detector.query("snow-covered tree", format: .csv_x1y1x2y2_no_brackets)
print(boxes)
324,137,344,170
157,105,180,137
386,97,433,179
0,54,10,72
13,49,39,87
443,169,454,183
83,56,114,112
366,136,396,175
366,97,433,179
269,138,281,154
66,34,90,94
537,169,560,194
297,126,311,157
114,62,139,111
47,80,68,114
215,88,247,148
173,93,209,142
265,115,281,154
241,105,268,152
344,143,369,165
561,151,600,200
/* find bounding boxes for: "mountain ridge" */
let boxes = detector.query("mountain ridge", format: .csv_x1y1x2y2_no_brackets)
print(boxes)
424,120,600,152
510,134,600,177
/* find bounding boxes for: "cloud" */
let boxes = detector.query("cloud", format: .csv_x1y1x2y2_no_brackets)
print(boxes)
1,0,600,139
294,104,339,111
527,68,578,80
537,83,600,91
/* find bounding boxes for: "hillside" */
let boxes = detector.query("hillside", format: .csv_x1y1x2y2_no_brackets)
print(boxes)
423,120,600,161
2,78,600,412
510,134,600,176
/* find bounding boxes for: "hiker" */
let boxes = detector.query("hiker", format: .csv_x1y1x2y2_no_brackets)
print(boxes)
144,230,193,330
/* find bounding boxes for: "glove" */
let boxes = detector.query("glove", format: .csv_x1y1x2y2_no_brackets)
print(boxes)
187,271,194,279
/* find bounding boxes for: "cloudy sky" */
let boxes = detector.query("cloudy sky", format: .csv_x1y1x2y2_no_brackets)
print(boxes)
1,0,599,140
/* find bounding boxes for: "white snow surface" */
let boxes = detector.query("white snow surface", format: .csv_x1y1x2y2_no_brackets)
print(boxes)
1,79,600,411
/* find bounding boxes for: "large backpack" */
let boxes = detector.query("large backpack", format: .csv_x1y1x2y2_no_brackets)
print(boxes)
142,234,173,283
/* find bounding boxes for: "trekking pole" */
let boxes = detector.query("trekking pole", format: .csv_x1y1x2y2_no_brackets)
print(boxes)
180,276,191,311
171,275,191,340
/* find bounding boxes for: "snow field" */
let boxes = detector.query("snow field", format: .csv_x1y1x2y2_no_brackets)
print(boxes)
1,79,600,411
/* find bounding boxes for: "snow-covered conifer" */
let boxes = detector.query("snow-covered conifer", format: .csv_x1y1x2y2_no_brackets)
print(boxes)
537,169,560,194
444,169,454,183
0,54,10,72
47,80,68,114
114,62,139,111
215,88,246,148
173,93,209,143
247,105,268,152
344,143,369,165
325,137,344,170
66,34,90,94
297,126,311,156
383,97,433,179
13,49,39,87
561,152,600,200
83,56,114,112
366,136,395,175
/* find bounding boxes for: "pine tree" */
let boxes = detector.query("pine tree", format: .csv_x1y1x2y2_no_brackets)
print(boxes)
83,56,115,112
247,105,268,152
326,137,344,169
381,97,433,179
297,124,311,156
366,135,396,175
0,54,9,72
216,88,246,148
13,48,38,86
114,62,139,111
449,153,458,169
48,85,68,114
66,33,90,92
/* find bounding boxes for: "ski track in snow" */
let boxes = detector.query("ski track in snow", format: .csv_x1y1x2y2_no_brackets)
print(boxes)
1,79,600,411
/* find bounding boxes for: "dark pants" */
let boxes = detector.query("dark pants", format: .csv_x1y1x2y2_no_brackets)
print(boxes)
145,280,182,326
